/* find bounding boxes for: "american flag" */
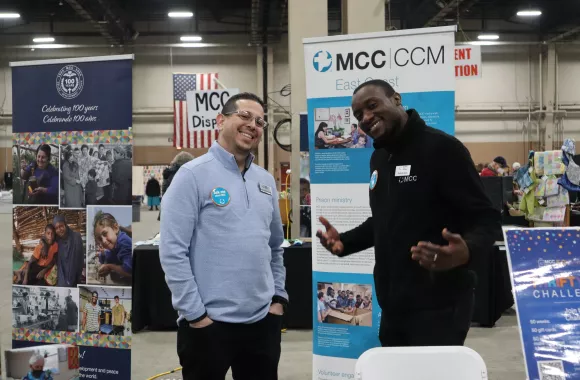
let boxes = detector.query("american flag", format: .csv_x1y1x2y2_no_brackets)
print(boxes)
173,73,219,148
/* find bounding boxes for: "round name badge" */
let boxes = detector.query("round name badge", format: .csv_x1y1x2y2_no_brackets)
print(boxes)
211,187,231,207
369,170,378,190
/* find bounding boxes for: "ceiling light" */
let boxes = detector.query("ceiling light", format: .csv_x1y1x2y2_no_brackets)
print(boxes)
34,44,66,49
0,13,20,18
180,35,202,42
517,10,542,17
180,43,206,48
33,37,55,43
168,11,193,18
478,34,499,40
470,41,498,45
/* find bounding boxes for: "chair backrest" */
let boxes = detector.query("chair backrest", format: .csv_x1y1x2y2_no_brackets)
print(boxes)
355,346,488,380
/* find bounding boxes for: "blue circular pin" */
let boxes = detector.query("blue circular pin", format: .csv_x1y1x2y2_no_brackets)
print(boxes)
211,187,230,207
369,170,378,190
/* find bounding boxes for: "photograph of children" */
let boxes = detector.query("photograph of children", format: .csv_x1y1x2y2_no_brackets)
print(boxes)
13,144,60,205
86,206,132,286
59,144,133,208
316,282,373,327
78,286,132,337
313,107,372,149
5,344,80,380
13,207,86,288
12,286,79,333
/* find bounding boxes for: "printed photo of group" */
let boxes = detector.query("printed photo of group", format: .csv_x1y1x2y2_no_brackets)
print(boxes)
12,285,79,333
316,282,373,327
60,143,133,208
12,140,134,341
79,286,132,336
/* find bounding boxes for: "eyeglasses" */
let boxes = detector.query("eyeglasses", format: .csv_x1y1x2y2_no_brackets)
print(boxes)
223,110,268,129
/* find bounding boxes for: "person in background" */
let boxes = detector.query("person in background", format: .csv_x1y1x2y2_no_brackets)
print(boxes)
82,291,101,334
475,163,485,174
22,352,53,380
160,92,287,380
21,144,59,205
162,152,195,195
98,144,107,161
93,211,132,285
317,79,500,347
355,294,363,308
145,174,161,211
54,215,84,288
22,225,58,286
111,146,132,205
112,296,126,336
336,290,347,308
65,295,78,332
481,156,507,177
317,292,330,323
344,292,356,313
159,151,195,221
85,169,100,206
350,123,360,145
361,296,372,309
314,122,333,149
61,150,83,208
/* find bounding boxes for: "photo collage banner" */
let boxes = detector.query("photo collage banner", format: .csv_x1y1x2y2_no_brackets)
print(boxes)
10,55,134,379
303,26,456,379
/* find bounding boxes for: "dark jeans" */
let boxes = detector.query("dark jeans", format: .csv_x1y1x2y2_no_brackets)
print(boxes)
379,288,475,347
177,313,282,380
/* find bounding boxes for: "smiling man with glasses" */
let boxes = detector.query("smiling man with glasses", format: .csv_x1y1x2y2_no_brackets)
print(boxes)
160,92,288,380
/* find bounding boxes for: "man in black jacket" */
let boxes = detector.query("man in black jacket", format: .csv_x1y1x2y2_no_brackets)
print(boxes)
317,80,500,347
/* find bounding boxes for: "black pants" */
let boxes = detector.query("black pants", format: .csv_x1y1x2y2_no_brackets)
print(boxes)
379,288,475,347
177,313,283,380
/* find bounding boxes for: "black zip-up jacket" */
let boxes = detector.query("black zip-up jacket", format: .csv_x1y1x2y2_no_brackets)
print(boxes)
339,109,501,313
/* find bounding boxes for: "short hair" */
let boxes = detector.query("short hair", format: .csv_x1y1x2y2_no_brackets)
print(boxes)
98,144,105,149
353,79,396,98
92,291,98,297
114,296,119,300
29,352,44,366
171,151,195,166
88,169,97,178
221,92,265,115
81,144,89,152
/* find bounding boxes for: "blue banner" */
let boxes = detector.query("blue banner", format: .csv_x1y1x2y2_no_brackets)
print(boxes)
12,57,132,133
505,228,580,380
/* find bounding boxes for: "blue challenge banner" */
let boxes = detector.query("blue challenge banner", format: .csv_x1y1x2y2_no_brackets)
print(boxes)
506,228,580,380
307,91,454,185
11,57,132,133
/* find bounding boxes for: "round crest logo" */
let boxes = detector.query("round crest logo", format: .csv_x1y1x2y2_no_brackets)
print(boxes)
56,65,84,99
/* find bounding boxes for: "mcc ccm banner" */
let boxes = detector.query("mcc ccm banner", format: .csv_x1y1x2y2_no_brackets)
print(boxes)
504,227,580,380
303,26,456,378
11,55,134,379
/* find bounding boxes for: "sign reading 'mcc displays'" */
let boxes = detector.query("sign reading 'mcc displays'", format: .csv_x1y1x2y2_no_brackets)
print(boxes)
312,45,446,73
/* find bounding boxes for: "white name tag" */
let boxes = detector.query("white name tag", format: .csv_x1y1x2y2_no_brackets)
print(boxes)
395,165,411,177
258,183,272,195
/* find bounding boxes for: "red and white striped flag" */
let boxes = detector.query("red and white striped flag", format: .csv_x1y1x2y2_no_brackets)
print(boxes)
173,73,219,148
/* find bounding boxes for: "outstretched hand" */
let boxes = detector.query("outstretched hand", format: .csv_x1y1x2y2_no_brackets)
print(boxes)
411,229,469,271
316,216,344,256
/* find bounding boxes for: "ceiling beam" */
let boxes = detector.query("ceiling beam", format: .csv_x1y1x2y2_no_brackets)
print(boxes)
63,0,118,44
424,0,480,27
547,25,580,43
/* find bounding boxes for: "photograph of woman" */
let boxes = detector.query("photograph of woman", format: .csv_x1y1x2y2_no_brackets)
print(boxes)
53,214,86,288
13,144,59,205
87,207,132,286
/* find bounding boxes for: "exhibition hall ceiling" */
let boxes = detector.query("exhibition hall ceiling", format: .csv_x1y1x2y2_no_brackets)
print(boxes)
0,0,579,46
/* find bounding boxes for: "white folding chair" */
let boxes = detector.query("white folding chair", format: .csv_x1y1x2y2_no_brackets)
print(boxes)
355,346,488,380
